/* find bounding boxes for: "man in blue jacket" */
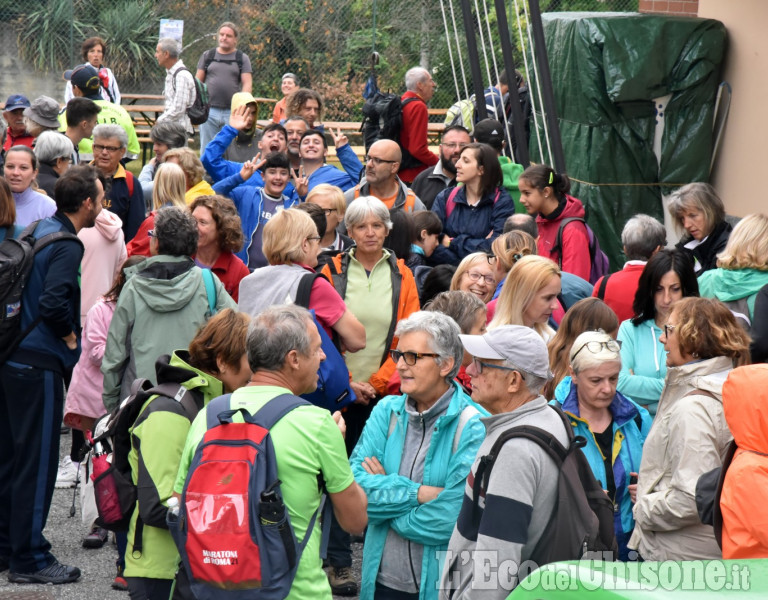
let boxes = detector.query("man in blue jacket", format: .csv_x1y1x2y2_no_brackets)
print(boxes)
0,165,103,584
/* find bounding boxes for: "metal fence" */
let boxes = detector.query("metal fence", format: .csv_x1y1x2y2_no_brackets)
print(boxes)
0,0,638,119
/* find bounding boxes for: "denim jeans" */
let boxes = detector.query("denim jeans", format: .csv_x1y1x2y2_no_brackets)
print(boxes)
198,106,230,156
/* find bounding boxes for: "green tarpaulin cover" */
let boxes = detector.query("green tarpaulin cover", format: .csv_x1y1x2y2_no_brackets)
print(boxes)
529,13,726,267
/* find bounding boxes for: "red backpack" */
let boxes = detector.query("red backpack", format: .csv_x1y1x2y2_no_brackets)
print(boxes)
169,393,328,599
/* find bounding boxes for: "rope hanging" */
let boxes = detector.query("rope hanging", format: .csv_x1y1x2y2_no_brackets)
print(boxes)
439,0,464,103
516,0,554,166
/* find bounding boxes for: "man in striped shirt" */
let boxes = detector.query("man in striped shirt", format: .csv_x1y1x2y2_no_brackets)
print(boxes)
155,38,195,136
439,326,568,598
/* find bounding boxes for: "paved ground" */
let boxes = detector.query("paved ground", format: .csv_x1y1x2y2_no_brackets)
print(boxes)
0,432,363,599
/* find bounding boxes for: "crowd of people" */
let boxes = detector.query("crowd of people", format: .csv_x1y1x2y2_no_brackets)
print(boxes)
1,21,768,600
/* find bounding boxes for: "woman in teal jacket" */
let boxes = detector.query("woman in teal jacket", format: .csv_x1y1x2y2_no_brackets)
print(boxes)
553,330,651,561
618,249,698,414
124,309,252,600
351,311,487,599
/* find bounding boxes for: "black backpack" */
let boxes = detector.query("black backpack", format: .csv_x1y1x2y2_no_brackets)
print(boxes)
472,404,617,564
88,378,200,554
0,221,83,365
360,91,421,170
173,67,210,126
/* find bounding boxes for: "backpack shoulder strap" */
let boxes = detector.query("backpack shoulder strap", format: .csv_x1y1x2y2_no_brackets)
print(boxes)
445,186,461,219
401,96,419,109
235,49,244,74
597,272,611,300
296,272,321,309
553,217,587,267
252,393,310,430
205,394,233,429
713,439,738,548
202,49,216,73
147,383,201,420
201,268,217,316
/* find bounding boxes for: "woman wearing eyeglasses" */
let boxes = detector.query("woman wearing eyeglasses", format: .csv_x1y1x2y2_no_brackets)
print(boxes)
552,330,652,560
618,249,698,416
430,142,515,266
629,297,749,561
450,252,497,303
351,311,487,600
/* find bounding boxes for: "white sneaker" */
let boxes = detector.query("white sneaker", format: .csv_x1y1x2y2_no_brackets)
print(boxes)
55,456,82,489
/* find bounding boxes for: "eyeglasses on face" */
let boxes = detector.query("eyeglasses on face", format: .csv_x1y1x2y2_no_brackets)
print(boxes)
390,349,440,366
440,142,469,150
321,208,337,216
571,339,622,361
93,143,123,153
663,323,677,338
465,270,495,285
306,236,322,243
485,253,497,264
471,357,525,379
364,155,397,166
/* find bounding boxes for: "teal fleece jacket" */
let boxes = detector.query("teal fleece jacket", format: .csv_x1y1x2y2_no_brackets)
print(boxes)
617,318,666,415
698,267,768,320
350,381,487,599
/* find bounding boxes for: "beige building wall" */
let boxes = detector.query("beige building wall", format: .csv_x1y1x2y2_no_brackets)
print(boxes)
697,0,768,216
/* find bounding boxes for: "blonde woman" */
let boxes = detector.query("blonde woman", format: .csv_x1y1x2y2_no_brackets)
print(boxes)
164,147,215,203
238,207,365,352
449,252,497,303
489,229,537,299
126,162,187,257
306,183,352,251
488,254,561,340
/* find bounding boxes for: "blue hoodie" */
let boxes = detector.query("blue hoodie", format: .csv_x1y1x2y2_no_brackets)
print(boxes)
553,377,652,561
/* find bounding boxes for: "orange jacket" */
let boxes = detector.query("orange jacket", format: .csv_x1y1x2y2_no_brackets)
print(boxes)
721,364,768,558
321,250,420,395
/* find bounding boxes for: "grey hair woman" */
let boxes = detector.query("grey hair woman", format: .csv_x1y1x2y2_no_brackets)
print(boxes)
669,182,731,276
349,309,487,597
34,131,74,197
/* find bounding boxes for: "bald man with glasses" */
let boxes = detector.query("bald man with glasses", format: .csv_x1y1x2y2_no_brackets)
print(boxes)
344,139,425,214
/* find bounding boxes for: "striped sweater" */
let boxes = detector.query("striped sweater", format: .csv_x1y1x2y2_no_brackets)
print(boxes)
439,397,568,598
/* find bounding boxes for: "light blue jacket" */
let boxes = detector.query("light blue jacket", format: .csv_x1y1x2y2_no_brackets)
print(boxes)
350,382,487,599
617,318,666,414
553,377,652,560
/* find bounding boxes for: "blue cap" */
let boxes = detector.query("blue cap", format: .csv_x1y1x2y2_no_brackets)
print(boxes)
4,95,30,111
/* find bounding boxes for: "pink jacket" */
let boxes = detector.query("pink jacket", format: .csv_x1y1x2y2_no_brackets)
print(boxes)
78,209,127,320
65,299,115,429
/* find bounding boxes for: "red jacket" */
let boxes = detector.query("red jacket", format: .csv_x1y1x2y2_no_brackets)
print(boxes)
536,194,591,281
197,251,249,303
398,91,438,184
592,262,646,323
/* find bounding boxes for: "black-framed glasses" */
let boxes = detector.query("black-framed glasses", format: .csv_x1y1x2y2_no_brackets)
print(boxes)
321,208,337,216
365,155,397,166
465,271,495,285
390,349,440,366
471,357,526,379
306,236,321,243
663,324,676,338
571,339,622,362
484,253,497,265
93,143,123,153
